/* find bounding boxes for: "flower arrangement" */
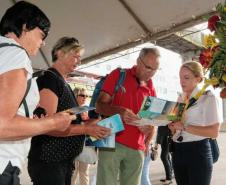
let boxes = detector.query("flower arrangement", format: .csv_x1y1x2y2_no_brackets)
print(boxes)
198,1,226,92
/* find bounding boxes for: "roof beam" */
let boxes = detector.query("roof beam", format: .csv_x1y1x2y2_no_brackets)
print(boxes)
82,11,216,64
118,0,151,35
39,50,51,67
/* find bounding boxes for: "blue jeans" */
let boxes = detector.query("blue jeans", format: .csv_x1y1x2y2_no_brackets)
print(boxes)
141,155,151,185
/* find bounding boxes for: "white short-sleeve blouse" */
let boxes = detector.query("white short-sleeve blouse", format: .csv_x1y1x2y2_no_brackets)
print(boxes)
0,36,39,173
173,87,221,143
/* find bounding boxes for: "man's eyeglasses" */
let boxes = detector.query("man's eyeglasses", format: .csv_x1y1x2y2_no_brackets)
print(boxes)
140,59,159,72
78,94,88,98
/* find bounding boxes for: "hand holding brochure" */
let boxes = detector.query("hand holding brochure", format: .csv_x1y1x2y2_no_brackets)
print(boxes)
133,96,185,126
89,134,116,149
88,114,124,149
90,114,124,141
96,114,124,134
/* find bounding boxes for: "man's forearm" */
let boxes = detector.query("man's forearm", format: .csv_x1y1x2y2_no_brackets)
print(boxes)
96,102,125,117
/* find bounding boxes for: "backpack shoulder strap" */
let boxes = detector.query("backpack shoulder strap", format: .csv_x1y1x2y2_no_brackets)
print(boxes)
114,68,126,94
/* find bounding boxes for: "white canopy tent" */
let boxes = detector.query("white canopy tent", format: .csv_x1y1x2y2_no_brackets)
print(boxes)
0,0,224,70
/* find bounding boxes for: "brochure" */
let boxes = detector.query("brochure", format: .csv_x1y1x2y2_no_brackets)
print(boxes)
67,106,95,115
133,96,185,126
97,114,124,134
87,114,124,149
88,134,116,150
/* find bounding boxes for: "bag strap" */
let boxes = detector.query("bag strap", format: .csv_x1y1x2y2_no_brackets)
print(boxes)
0,43,24,49
114,68,126,94
0,43,31,117
33,69,64,82
19,79,32,117
0,43,29,56
34,69,79,105
19,68,61,118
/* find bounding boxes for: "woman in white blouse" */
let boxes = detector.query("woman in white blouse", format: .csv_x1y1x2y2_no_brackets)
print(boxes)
168,61,220,185
0,2,73,184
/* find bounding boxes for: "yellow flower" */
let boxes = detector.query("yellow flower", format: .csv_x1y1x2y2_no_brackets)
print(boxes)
203,35,218,48
194,77,219,100
199,2,226,89
205,77,219,85
222,74,226,82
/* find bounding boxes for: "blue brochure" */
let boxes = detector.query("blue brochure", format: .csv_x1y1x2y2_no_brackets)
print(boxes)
97,114,124,134
90,134,116,149
87,114,124,149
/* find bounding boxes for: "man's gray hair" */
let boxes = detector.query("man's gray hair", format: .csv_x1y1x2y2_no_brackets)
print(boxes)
138,47,160,59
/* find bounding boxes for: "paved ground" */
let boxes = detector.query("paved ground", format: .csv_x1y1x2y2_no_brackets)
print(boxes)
21,132,226,185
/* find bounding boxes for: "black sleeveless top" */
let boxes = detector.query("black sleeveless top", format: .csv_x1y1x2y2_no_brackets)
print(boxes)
28,68,85,163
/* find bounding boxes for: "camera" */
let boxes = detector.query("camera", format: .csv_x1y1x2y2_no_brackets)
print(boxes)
33,107,47,118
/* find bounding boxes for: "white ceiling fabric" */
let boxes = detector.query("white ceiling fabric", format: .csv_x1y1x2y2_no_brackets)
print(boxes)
0,0,224,69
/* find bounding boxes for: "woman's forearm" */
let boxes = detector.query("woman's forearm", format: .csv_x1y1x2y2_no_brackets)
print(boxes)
0,115,58,140
185,123,219,138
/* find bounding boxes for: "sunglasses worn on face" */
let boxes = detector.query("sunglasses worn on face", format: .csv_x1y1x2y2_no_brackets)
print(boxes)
78,94,88,98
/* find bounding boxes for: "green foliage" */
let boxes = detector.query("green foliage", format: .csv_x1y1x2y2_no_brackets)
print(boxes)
207,2,226,87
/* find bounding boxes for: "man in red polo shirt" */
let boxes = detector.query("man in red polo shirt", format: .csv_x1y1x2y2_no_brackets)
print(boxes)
96,47,160,185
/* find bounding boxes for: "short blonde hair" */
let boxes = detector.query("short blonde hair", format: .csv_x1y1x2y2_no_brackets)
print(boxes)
51,37,84,62
73,87,87,97
181,61,204,81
